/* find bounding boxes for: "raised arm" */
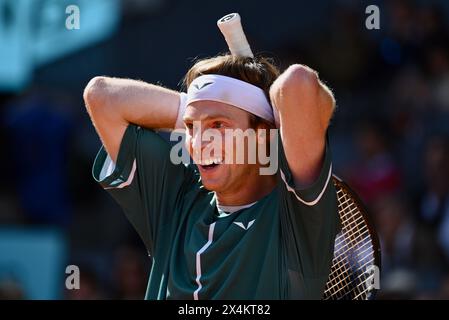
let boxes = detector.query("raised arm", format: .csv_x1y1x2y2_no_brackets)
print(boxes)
269,64,336,187
83,76,180,162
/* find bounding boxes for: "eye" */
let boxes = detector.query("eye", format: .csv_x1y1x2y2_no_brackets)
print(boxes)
211,121,225,129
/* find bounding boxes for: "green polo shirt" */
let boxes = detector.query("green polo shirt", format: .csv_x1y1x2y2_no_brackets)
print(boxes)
92,124,339,299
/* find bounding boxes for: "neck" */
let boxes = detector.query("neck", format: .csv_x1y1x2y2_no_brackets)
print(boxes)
215,174,277,206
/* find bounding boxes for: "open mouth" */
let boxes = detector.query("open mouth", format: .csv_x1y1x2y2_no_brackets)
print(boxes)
200,163,219,170
197,157,222,171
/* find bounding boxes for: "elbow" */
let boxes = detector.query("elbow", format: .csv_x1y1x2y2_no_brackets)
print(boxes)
83,76,109,112
283,64,320,93
271,64,320,102
286,64,336,116
272,64,336,129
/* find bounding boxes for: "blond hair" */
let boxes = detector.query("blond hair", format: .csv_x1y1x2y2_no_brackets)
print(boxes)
183,54,280,128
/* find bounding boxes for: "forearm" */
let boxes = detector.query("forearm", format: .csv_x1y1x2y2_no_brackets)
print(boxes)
269,64,335,186
83,76,181,162
84,76,180,129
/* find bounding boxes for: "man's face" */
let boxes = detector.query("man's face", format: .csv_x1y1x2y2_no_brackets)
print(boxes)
183,101,263,193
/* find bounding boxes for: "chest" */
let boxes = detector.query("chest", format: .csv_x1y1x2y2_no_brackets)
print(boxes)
167,197,284,299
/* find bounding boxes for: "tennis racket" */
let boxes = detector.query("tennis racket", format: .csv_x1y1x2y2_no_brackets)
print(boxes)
323,175,381,300
217,13,254,58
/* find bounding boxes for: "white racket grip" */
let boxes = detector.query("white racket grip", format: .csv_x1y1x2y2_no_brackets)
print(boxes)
217,13,254,58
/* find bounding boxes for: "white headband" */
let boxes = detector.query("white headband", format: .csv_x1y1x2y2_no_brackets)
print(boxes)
185,74,274,123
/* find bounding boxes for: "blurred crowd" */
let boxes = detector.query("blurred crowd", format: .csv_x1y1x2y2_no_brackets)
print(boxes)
1,0,449,299
316,0,449,299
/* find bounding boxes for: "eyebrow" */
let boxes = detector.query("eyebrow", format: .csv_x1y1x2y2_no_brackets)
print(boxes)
182,113,233,122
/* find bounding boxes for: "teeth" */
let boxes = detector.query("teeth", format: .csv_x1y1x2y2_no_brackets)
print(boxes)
201,158,223,166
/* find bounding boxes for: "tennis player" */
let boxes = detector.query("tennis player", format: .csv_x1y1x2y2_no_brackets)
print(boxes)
84,53,339,299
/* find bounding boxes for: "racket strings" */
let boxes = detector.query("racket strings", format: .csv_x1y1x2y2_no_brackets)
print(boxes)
325,234,372,290
326,200,373,298
322,182,377,300
326,257,375,297
328,192,374,298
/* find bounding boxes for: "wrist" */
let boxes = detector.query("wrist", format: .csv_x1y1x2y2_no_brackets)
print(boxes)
174,92,188,130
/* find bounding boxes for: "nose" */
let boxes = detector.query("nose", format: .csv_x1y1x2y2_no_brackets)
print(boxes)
191,129,200,157
190,126,209,161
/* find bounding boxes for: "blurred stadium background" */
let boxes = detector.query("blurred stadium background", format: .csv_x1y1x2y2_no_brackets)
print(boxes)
1,0,449,300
